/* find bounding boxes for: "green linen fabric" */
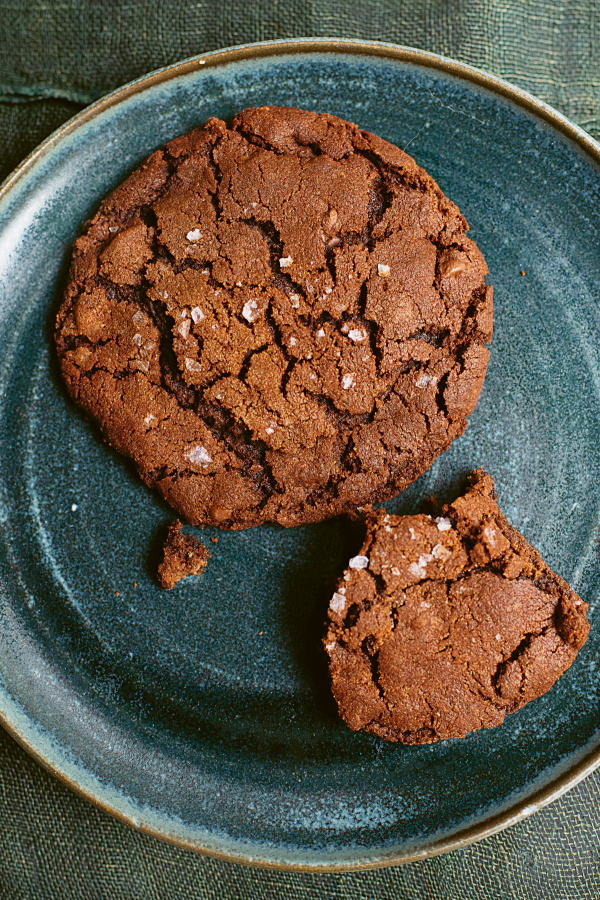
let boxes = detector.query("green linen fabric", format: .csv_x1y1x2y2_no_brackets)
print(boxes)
1,2,599,897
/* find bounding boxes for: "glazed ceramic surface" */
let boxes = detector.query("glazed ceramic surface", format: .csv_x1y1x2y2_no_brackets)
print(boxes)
0,41,599,870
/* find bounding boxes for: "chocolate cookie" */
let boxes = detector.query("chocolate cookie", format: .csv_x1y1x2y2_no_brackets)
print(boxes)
55,106,492,529
157,520,209,589
324,470,589,744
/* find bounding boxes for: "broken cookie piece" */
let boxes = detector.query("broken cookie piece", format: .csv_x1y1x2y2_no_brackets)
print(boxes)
157,520,209,589
323,469,589,744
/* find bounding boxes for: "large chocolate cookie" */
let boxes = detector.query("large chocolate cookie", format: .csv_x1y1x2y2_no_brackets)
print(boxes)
55,106,492,529
324,470,589,743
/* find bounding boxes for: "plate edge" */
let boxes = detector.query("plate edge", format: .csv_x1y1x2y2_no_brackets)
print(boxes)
1,37,600,206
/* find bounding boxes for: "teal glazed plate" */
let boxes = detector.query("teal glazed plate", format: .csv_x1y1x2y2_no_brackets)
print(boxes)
1,40,600,871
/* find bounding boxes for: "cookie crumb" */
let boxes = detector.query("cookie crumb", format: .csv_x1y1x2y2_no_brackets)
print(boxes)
520,269,526,276
157,520,209,589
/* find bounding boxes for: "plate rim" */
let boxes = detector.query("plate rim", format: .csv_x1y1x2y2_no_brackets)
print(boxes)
1,36,600,872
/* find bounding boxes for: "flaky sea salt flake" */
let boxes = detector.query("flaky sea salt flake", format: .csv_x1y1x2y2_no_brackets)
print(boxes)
348,329,366,342
432,543,452,561
242,299,259,322
348,555,369,570
186,228,202,241
329,592,347,612
483,525,499,546
378,263,391,277
186,445,212,466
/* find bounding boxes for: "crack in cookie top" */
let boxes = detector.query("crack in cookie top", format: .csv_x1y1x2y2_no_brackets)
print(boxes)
55,106,493,529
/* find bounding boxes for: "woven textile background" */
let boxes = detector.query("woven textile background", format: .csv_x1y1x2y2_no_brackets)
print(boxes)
1,2,599,898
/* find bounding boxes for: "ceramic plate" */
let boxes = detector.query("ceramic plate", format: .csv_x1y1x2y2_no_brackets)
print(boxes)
1,40,600,871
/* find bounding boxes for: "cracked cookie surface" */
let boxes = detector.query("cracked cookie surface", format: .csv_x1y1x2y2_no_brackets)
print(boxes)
324,470,590,744
55,106,493,529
